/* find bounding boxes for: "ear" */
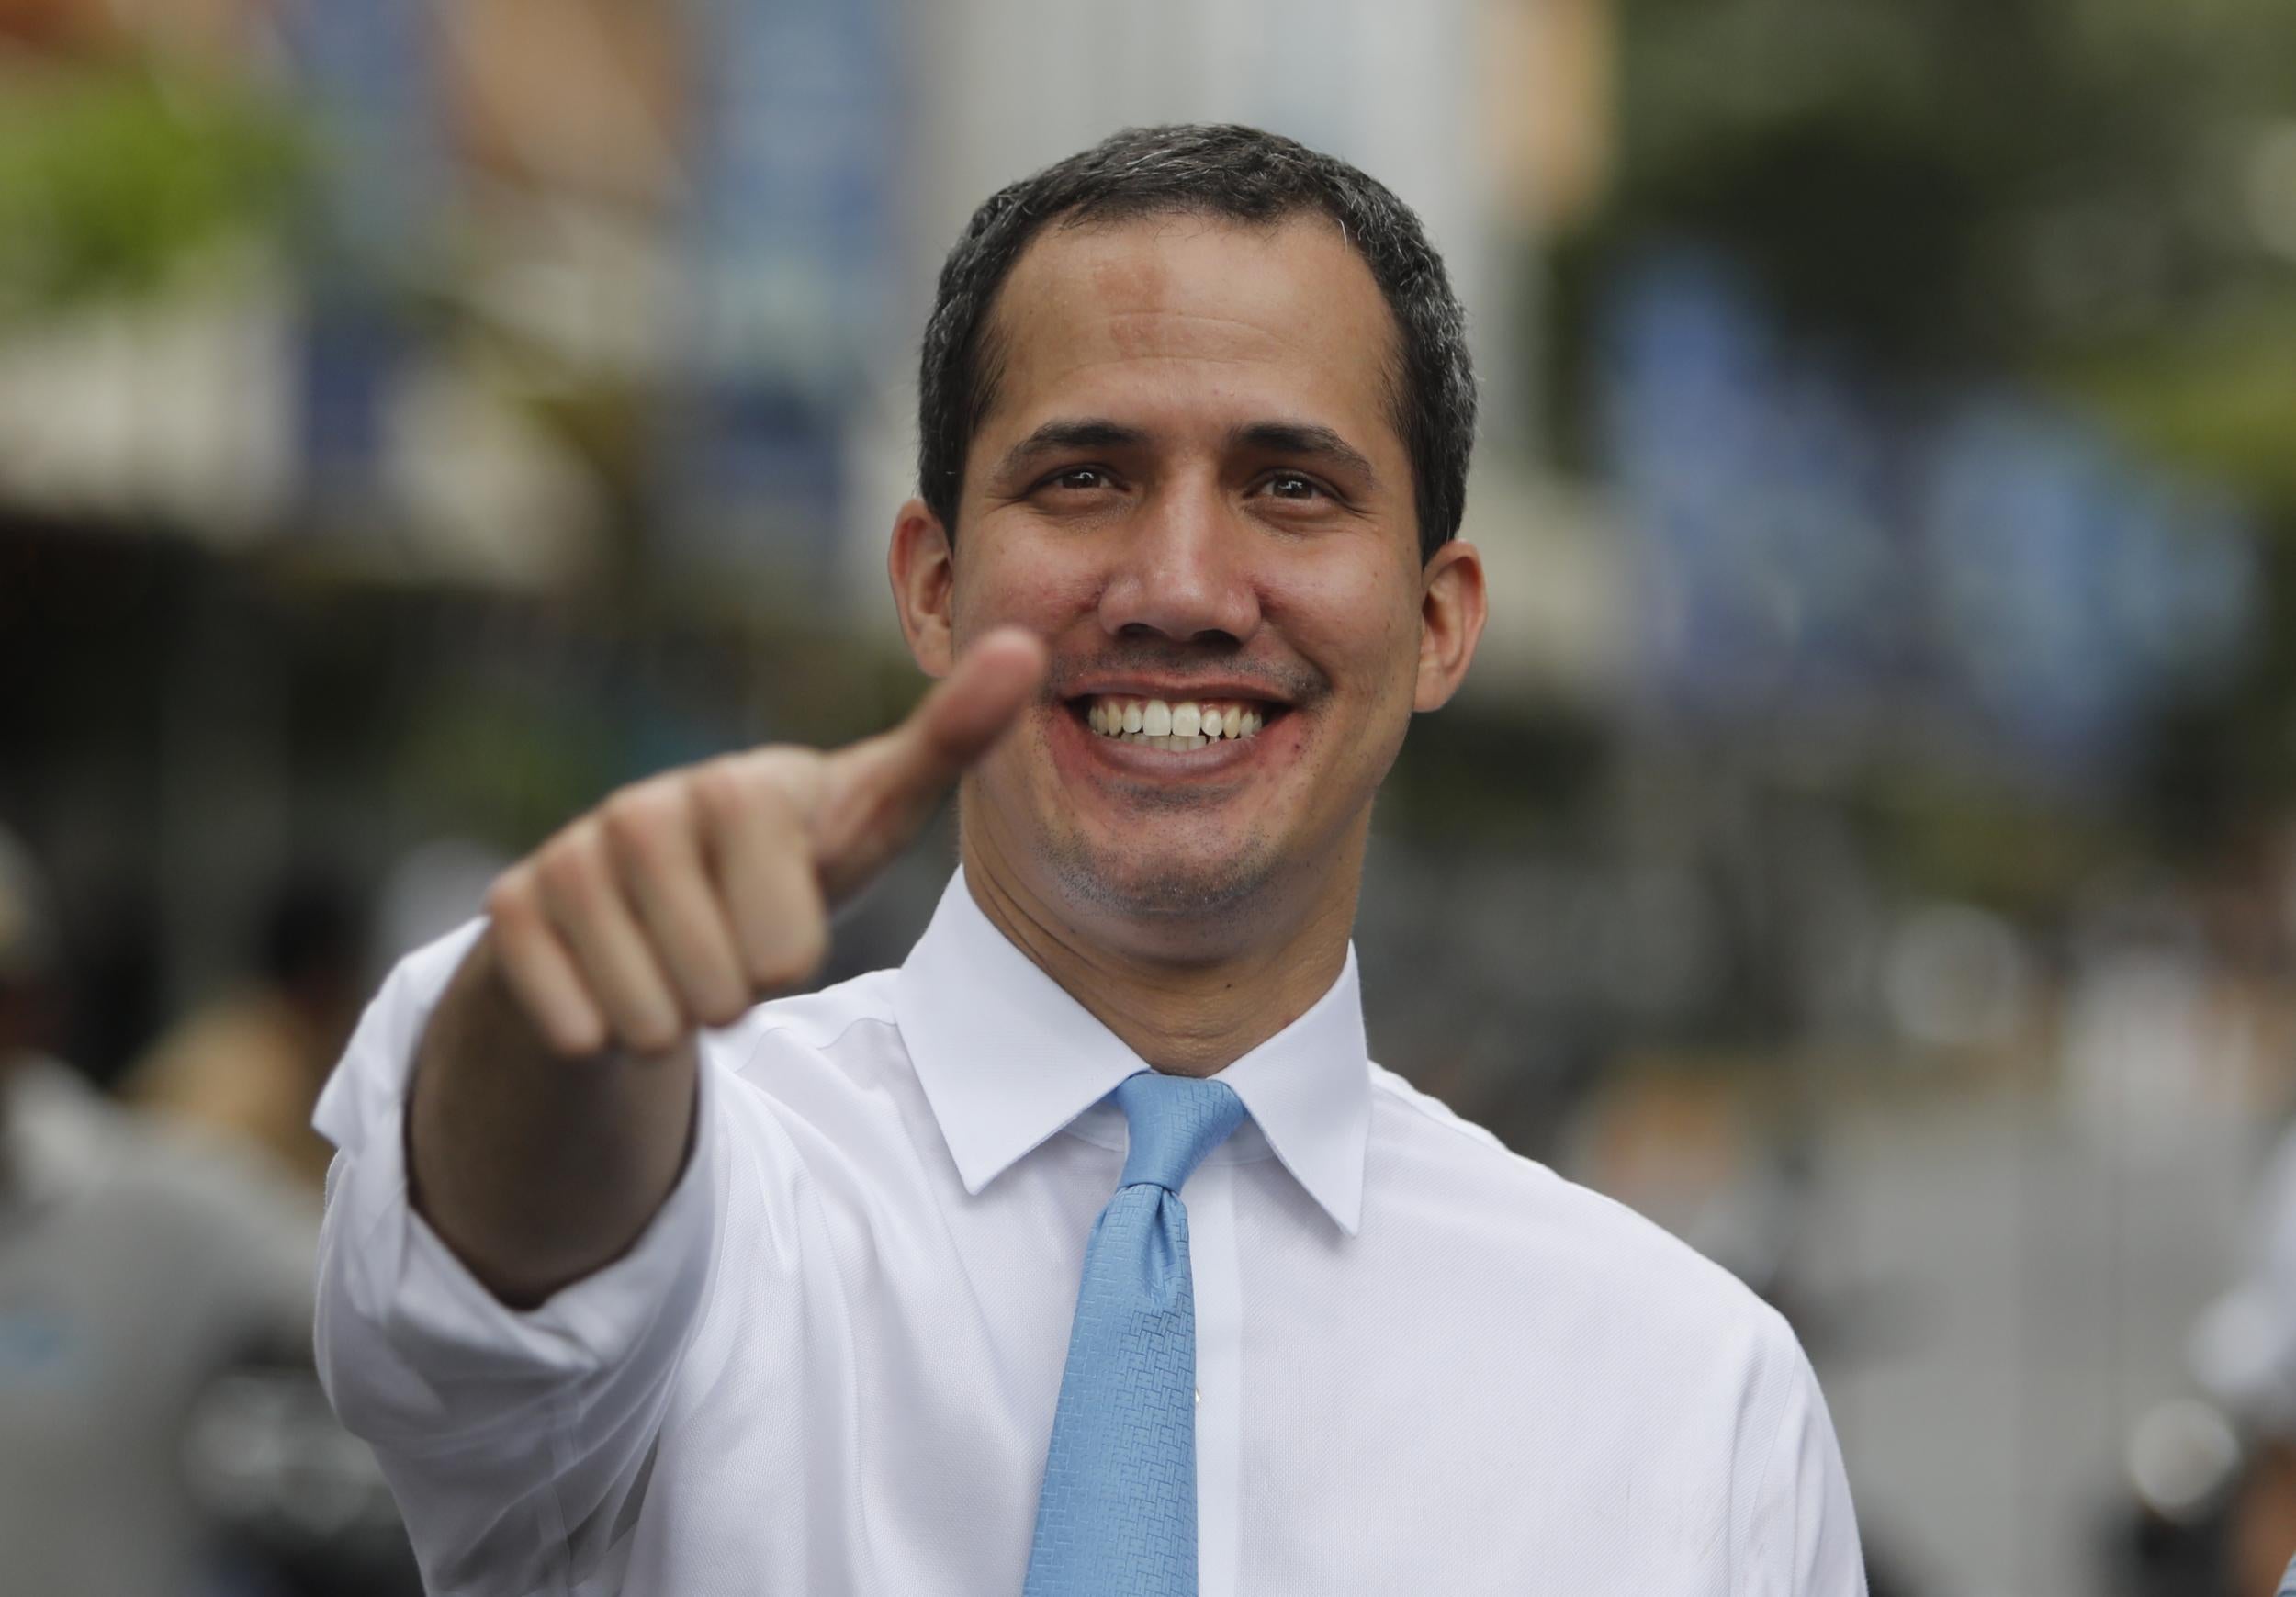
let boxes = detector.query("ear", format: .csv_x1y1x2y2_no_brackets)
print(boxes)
888,498,956,678
1413,540,1486,712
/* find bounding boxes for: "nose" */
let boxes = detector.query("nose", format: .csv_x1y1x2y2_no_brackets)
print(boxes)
1096,476,1263,646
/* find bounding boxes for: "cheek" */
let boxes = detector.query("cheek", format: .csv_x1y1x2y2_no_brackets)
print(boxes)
951,538,1101,638
1266,546,1423,685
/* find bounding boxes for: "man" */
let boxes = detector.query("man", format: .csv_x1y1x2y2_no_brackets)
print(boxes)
0,823,325,1596
315,125,1864,1594
125,873,366,1190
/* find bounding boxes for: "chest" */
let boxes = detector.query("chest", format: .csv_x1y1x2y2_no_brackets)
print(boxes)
635,1153,1738,1595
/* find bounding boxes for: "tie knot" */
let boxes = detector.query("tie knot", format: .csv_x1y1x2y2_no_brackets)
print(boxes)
1112,1071,1247,1194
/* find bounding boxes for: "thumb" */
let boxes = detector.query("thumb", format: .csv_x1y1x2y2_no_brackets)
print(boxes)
813,627,1047,896
895,626,1050,783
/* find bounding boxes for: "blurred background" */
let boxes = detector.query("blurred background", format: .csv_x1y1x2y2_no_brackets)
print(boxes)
3,0,2296,1592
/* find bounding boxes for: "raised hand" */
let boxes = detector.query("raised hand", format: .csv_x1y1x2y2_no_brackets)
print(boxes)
406,626,1047,1303
482,626,1049,1059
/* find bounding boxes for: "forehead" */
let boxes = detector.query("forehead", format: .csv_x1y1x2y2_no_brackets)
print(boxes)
976,211,1402,452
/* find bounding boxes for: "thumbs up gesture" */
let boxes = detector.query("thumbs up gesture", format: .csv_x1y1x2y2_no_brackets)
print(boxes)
483,627,1048,1060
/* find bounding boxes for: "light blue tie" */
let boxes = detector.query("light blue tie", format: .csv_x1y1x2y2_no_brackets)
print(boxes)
1023,1070,1247,1597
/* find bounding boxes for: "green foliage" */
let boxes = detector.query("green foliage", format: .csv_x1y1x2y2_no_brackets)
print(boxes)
2051,297,2296,517
1544,0,2296,876
0,62,313,321
1596,0,2296,382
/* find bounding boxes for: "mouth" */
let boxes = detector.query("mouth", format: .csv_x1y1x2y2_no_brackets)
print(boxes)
1064,692,1289,753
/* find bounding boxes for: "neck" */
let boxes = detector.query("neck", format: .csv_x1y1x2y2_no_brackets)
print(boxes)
959,827,1362,1080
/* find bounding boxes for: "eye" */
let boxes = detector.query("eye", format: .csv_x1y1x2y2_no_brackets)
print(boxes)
1046,467,1112,492
1262,471,1326,500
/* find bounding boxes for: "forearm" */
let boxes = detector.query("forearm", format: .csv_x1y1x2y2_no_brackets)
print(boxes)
407,929,698,1309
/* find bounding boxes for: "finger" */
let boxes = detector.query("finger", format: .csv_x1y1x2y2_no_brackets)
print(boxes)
897,625,1050,784
602,782,751,1029
692,761,830,993
535,821,686,1054
815,627,1047,890
485,870,608,1057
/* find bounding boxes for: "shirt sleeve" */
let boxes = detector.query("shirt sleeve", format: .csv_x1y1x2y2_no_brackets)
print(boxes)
1741,1311,1867,1597
310,920,726,1596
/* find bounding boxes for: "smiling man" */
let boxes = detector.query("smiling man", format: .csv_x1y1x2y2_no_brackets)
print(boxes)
313,126,1865,1595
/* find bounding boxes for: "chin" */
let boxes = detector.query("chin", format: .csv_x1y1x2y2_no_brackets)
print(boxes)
1037,827,1287,933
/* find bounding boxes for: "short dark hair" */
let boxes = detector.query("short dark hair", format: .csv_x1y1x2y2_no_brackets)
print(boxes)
917,123,1477,563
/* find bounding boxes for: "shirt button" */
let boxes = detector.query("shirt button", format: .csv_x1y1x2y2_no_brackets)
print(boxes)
1194,1387,1201,1406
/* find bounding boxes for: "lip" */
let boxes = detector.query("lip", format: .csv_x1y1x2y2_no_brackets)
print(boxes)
1058,675,1294,709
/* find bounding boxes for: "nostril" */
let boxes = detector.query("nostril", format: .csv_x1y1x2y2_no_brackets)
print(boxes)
1111,623,1244,649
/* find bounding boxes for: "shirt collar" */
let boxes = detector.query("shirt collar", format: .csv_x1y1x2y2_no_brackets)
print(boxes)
893,871,1368,1237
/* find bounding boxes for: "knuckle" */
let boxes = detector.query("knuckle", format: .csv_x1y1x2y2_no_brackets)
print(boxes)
549,1016,607,1061
623,1015,684,1056
483,867,535,928
687,759,755,828
696,990,750,1030
706,949,753,1001
636,985,696,1050
600,782,685,860
605,974,683,1047
753,920,828,993
671,950,742,1020
736,750,816,821
536,826,605,905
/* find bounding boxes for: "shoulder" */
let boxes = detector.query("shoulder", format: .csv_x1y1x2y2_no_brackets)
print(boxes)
1364,1062,1784,1342
1365,1062,1510,1156
691,970,926,1197
709,968,904,1080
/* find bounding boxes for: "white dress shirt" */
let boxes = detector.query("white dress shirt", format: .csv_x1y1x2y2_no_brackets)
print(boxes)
314,871,1865,1595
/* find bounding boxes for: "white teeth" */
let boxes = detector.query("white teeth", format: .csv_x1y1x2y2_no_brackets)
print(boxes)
1085,696,1268,748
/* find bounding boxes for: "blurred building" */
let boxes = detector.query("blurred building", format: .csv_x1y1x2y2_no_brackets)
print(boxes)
0,0,1614,603
0,0,1625,1026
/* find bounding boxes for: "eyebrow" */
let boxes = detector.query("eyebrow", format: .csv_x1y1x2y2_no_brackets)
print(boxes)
994,419,1150,483
993,416,1379,487
1227,421,1378,484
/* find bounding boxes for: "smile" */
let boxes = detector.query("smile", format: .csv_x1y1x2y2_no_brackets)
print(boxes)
1080,695,1271,751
